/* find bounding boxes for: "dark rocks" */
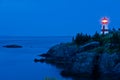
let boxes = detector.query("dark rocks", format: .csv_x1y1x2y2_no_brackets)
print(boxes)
71,52,96,75
36,41,120,79
47,43,78,57
113,63,120,73
34,58,45,63
3,44,22,48
39,53,51,57
60,70,92,79
79,41,100,52
99,53,119,74
60,70,79,77
46,41,99,58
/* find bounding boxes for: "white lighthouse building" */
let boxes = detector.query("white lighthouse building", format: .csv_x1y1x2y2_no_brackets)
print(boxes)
101,17,109,34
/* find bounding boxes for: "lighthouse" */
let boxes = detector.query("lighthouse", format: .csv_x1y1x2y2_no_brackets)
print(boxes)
101,17,109,34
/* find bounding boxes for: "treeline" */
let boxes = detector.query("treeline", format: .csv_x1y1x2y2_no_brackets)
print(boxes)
72,33,91,45
72,29,120,50
72,32,102,46
109,31,120,51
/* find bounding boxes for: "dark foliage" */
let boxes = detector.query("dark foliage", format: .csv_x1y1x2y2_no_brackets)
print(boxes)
92,32,100,41
110,32,120,44
73,29,120,52
109,31,120,51
73,33,91,45
92,32,104,46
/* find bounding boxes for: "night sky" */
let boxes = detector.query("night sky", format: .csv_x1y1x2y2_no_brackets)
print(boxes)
0,0,120,36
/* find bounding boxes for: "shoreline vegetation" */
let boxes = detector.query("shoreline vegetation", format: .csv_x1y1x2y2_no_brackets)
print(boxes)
35,28,120,79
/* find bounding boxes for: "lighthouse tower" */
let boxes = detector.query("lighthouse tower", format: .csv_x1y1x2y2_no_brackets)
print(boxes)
101,17,109,34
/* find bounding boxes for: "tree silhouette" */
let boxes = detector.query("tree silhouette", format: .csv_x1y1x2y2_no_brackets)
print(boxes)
74,33,91,45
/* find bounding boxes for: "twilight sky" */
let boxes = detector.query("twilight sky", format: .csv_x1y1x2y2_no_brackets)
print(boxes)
0,0,120,36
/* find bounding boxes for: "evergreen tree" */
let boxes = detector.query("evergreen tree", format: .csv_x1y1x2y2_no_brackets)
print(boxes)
92,31,100,42
74,33,91,45
110,32,120,44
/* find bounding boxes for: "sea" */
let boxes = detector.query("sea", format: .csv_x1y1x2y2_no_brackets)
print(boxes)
0,36,73,80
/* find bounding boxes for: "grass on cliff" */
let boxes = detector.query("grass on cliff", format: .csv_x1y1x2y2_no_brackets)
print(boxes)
72,29,120,53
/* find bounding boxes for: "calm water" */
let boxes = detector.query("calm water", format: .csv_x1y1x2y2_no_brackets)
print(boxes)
0,36,72,80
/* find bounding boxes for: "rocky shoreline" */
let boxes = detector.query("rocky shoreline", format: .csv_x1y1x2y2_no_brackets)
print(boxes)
35,41,120,79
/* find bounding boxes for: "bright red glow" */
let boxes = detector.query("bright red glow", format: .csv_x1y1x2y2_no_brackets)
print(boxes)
101,17,108,24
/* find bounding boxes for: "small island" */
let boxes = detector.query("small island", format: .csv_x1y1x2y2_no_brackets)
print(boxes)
3,44,23,48
35,29,120,79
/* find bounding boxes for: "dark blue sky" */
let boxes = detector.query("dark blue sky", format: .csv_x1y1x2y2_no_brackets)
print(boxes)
0,0,120,36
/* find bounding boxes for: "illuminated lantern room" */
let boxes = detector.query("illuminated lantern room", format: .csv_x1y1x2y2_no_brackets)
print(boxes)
101,17,109,25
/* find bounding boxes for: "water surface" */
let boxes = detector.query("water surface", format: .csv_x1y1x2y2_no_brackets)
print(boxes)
0,36,72,80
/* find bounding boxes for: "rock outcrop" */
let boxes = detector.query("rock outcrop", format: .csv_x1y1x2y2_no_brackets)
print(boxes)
71,52,96,74
99,53,120,74
35,41,120,79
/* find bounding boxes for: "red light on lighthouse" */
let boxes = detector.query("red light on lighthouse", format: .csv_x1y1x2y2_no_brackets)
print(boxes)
101,17,109,25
